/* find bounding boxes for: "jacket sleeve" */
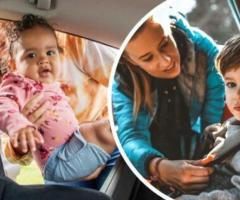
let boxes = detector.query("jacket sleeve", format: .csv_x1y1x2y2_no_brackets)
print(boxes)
0,73,35,137
112,80,163,178
174,14,225,130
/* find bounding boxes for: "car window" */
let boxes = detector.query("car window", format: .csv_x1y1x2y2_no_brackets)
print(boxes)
0,18,116,185
170,0,239,43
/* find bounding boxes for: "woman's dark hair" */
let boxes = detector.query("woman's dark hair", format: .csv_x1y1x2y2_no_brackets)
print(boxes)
7,14,59,57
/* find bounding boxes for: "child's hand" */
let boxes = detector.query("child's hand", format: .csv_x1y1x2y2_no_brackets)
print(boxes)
204,123,227,140
11,126,44,154
199,124,225,155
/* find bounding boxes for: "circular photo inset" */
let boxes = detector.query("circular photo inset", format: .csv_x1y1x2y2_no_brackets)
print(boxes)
109,0,239,199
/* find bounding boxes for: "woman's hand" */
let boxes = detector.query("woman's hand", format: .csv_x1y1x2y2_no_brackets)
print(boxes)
150,158,214,194
22,93,50,124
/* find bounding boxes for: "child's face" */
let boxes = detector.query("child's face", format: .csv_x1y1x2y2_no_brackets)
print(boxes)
12,26,60,83
224,67,240,121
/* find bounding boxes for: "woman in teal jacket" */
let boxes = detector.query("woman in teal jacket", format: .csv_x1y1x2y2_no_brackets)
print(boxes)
112,12,225,194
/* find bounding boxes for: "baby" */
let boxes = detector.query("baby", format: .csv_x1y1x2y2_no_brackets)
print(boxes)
176,35,240,200
0,14,115,182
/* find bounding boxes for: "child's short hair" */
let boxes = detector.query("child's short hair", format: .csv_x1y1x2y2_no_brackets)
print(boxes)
216,34,240,76
7,14,58,57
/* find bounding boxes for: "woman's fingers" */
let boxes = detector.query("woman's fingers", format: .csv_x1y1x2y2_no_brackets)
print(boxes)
156,160,213,194
22,93,44,115
174,179,209,194
27,101,49,123
183,183,209,194
21,129,44,152
177,170,210,193
187,175,210,184
189,165,214,176
189,158,213,167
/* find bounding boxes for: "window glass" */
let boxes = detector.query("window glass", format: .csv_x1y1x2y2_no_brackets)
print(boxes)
0,19,116,184
171,0,239,43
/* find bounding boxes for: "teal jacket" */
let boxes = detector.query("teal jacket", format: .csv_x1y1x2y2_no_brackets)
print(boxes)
112,14,225,178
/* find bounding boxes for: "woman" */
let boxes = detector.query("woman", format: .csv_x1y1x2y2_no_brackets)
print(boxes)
112,11,225,194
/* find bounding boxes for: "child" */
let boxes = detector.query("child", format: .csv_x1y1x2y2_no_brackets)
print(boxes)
176,35,240,200
0,14,115,182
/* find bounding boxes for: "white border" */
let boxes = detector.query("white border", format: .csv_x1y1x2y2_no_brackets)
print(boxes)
108,1,174,200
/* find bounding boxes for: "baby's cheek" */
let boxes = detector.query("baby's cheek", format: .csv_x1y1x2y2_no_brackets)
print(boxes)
225,96,231,109
235,115,240,121
26,67,39,80
225,91,234,107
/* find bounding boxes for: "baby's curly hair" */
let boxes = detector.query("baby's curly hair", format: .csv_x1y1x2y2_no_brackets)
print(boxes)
7,14,58,57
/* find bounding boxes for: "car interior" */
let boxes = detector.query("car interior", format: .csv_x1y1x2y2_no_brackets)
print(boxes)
0,0,240,200
0,0,166,199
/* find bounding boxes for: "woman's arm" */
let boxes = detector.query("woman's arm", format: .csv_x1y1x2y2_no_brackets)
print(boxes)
113,79,214,192
112,80,163,177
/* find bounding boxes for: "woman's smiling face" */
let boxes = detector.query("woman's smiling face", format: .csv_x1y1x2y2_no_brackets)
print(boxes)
125,21,181,79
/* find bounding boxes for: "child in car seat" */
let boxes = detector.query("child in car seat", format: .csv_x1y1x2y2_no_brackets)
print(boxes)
0,14,115,182
176,34,240,200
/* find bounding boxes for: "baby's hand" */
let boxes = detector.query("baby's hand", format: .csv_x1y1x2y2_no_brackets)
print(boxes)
11,126,44,154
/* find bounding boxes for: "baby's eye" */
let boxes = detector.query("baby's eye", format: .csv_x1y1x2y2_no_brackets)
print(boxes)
46,50,56,56
27,52,36,59
226,82,236,88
